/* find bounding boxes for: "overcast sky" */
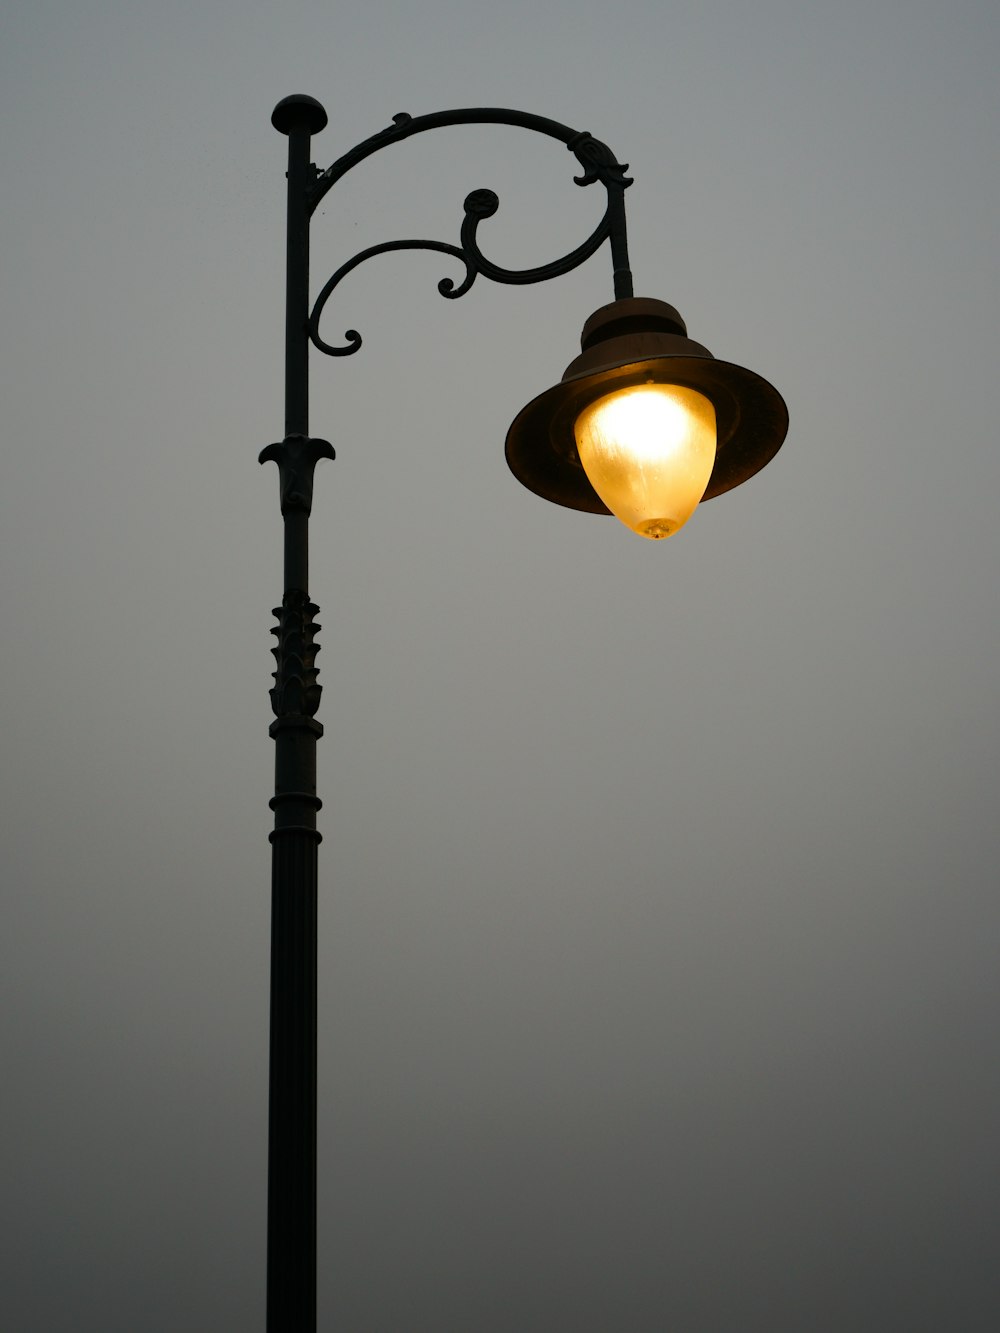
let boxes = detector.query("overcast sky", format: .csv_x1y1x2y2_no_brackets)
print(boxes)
2,2,999,1330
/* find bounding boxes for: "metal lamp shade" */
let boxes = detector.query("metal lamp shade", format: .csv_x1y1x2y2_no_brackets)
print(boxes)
505,298,788,515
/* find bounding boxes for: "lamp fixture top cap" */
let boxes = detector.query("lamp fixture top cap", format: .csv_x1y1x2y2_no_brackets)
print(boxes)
580,297,689,349
272,95,329,136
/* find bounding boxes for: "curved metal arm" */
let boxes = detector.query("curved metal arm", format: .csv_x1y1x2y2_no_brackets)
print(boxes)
307,107,634,358
309,108,632,208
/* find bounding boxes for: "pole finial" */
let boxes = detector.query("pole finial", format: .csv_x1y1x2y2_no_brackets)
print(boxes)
272,95,328,136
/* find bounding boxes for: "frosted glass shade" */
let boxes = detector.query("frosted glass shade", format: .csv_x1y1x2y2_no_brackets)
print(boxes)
574,384,717,539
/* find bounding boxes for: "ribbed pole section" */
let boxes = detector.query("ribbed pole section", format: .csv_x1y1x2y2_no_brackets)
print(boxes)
264,652,324,1333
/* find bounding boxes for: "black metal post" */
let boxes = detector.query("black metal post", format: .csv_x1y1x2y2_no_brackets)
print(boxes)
260,94,333,1333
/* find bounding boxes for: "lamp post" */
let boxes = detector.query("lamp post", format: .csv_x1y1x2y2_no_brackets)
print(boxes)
260,93,787,1331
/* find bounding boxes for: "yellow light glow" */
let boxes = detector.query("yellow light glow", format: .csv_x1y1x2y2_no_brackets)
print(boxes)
574,384,717,539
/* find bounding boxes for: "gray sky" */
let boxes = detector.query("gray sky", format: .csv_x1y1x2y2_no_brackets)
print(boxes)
2,1,999,1329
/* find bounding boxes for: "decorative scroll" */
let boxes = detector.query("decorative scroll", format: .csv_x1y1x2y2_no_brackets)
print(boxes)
458,187,615,287
270,590,323,719
309,241,475,357
306,109,634,358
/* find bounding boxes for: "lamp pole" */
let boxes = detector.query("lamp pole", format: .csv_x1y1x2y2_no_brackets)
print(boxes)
260,94,786,1332
259,95,330,1333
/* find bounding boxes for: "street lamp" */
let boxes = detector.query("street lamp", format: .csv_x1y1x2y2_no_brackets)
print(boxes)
260,93,787,1331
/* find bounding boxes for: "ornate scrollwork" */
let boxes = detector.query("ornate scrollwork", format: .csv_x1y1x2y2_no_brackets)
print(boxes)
567,131,633,189
463,188,500,218
309,241,476,357
458,186,617,289
306,107,635,358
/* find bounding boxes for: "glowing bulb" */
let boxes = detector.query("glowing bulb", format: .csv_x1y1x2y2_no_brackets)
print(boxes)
574,384,717,539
